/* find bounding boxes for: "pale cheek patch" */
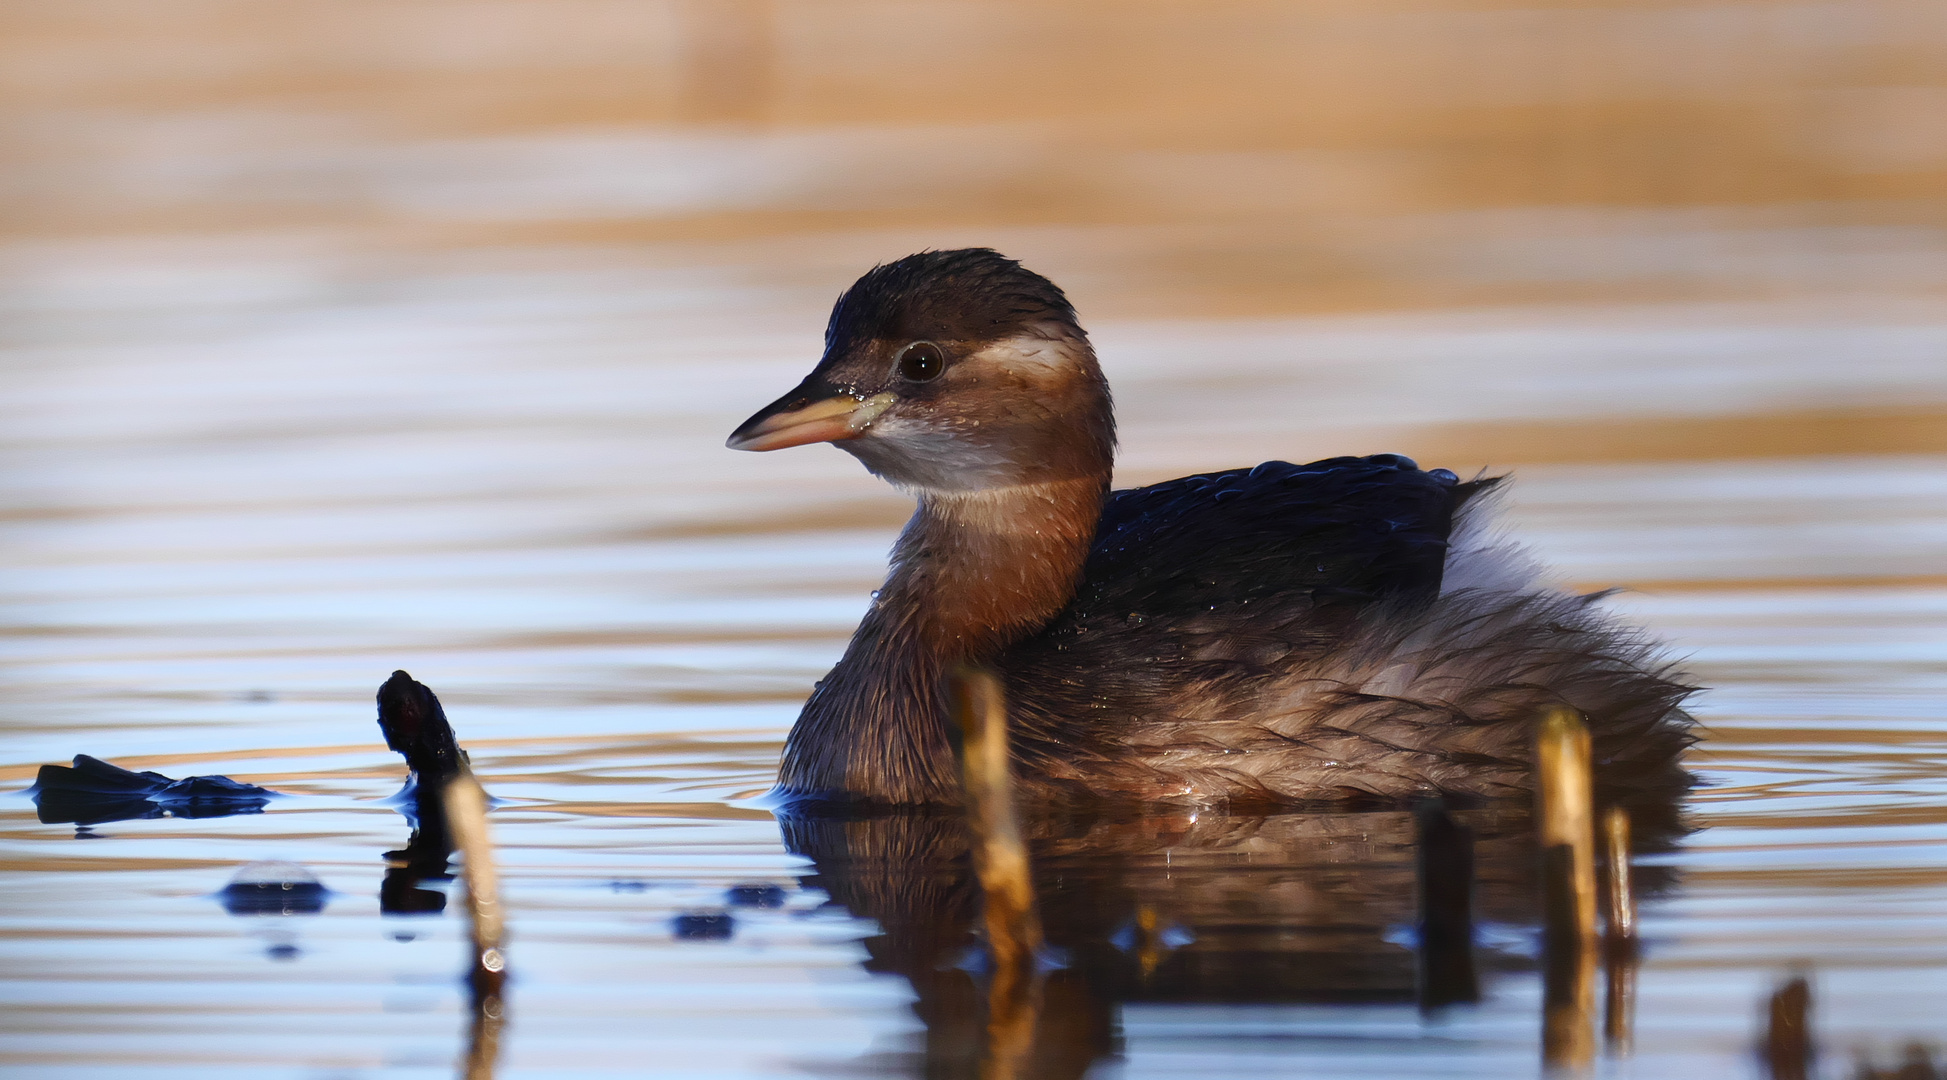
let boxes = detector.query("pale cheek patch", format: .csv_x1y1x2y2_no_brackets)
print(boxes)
844,328,1099,493
967,335,1096,430
971,334,1086,378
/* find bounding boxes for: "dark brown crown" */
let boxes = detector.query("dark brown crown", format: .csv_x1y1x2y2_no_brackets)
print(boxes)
823,249,1083,358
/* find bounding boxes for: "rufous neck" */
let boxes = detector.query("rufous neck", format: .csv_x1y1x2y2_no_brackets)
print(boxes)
880,475,1107,659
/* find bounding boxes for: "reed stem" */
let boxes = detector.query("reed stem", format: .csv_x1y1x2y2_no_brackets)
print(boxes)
1602,806,1638,1052
1538,705,1597,1074
1603,807,1635,941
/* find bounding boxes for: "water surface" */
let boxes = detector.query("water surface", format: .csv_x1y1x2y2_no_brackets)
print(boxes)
6,261,1947,1077
4,0,1947,1076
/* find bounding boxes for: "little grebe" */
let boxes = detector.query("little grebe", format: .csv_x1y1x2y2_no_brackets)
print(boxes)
729,249,1694,809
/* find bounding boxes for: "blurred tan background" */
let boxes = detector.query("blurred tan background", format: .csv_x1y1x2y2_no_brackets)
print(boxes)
6,1,1945,462
2,0,1945,608
7,0,1944,295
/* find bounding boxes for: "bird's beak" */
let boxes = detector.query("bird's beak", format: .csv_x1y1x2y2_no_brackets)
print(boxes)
726,384,897,452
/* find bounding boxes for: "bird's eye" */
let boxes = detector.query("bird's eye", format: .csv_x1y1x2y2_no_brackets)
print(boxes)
896,342,946,382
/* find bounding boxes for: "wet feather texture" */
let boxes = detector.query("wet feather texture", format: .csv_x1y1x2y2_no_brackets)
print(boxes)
736,250,1696,809
1005,461,1695,809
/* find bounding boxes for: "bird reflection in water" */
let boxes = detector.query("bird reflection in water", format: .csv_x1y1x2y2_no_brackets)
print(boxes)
782,671,1679,1078
786,800,1675,1077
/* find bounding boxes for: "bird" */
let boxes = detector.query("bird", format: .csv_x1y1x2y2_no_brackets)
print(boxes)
728,248,1694,811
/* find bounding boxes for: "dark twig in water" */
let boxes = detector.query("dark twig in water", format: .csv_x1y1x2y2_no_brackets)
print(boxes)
377,669,464,782
373,670,504,1080
376,670,464,916
28,754,273,827
1538,706,1598,1074
946,663,1044,1080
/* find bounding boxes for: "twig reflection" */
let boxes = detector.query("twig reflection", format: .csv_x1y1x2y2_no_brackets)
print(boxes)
947,664,1046,1080
1415,800,1480,1011
781,797,1685,1077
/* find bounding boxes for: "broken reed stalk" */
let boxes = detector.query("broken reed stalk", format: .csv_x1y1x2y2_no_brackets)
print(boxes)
1537,705,1598,1074
1603,807,1635,941
946,662,1044,1080
1762,974,1812,1080
1602,806,1638,1051
443,768,506,1080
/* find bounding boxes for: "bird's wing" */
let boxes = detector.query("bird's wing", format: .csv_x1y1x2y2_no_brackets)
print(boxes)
997,455,1497,762
1076,454,1489,623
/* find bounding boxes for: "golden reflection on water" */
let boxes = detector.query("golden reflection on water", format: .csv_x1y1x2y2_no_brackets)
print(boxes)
1,0,1946,1077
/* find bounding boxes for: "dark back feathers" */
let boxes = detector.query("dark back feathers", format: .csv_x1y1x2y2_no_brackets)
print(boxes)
1055,455,1486,639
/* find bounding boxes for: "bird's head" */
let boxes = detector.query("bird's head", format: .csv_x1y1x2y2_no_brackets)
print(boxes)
727,249,1115,493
